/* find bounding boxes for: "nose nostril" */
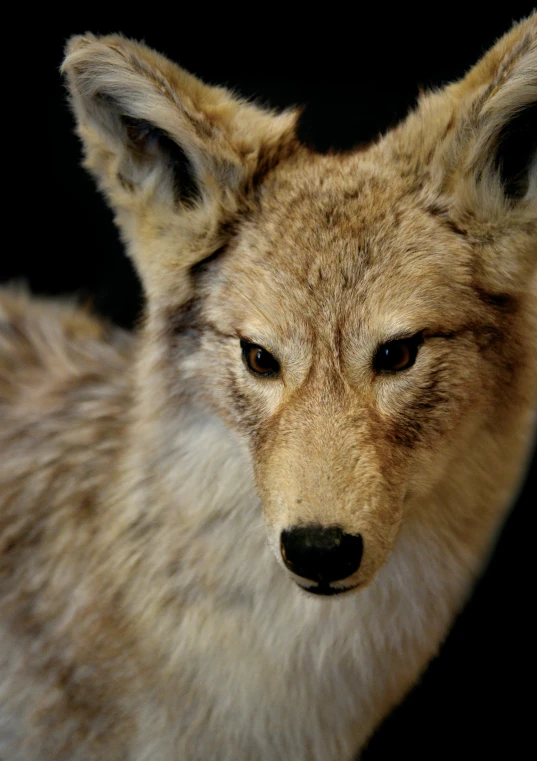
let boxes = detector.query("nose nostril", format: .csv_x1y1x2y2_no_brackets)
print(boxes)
280,525,363,584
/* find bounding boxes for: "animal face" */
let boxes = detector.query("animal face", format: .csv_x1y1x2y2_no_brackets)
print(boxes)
62,18,536,595
171,151,517,593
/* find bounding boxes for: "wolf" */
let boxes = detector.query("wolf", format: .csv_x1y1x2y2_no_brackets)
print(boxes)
1,14,536,761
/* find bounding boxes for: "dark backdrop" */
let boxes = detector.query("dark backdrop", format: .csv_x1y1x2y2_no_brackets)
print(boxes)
5,7,536,759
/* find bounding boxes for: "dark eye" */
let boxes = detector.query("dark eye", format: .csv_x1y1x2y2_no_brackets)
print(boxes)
241,340,280,377
374,334,423,373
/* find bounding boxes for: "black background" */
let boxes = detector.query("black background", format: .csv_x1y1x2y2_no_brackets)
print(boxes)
6,7,536,759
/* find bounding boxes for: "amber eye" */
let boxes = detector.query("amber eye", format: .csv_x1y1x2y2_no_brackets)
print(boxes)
241,340,280,377
374,334,423,373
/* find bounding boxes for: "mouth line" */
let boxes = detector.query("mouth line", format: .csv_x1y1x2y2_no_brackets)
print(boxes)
298,582,360,596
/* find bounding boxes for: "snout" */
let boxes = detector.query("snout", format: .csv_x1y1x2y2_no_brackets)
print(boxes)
280,524,363,595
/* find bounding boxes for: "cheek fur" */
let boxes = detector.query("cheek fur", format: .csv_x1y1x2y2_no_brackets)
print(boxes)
376,340,489,450
199,344,280,438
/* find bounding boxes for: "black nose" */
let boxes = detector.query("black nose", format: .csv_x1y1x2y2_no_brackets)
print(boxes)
280,525,363,584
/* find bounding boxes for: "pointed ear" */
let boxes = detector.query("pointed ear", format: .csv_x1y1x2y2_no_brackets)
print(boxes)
443,14,536,199
431,15,536,289
62,34,299,301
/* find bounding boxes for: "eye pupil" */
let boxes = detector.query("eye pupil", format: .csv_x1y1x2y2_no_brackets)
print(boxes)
374,335,422,373
241,340,280,377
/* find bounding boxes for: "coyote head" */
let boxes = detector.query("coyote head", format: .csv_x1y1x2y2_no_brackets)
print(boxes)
63,16,536,595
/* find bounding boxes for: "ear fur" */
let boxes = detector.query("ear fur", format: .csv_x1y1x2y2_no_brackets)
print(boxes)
392,14,536,290
444,13,537,207
62,35,299,301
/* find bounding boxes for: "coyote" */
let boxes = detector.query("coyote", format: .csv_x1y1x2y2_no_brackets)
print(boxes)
1,15,536,761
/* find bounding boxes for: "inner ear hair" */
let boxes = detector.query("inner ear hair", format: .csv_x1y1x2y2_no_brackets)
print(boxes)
495,101,537,199
120,115,201,206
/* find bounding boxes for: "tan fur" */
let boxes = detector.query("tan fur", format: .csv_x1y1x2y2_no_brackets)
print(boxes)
1,15,536,760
